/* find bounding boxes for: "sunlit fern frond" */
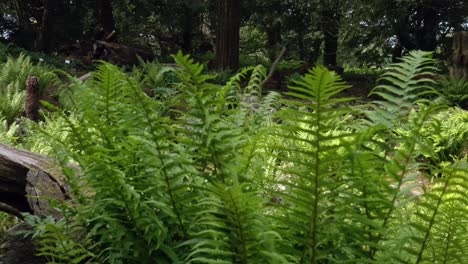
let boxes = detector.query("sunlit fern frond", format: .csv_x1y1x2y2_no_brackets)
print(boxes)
274,66,355,263
394,161,468,264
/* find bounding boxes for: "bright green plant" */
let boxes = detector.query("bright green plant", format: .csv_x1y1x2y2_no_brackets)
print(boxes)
0,83,25,124
0,53,58,94
23,51,467,264
419,107,468,163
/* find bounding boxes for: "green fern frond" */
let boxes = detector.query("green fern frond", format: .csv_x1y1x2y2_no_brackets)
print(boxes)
0,53,58,94
0,82,25,124
274,66,355,263
187,184,286,264
367,51,438,128
400,161,468,264
172,51,215,85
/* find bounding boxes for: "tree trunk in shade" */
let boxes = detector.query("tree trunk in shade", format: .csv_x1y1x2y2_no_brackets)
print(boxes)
320,0,341,67
38,0,57,52
448,31,468,80
214,0,241,70
98,0,116,35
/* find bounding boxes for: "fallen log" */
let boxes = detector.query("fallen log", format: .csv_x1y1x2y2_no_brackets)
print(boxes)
94,40,154,65
0,143,68,263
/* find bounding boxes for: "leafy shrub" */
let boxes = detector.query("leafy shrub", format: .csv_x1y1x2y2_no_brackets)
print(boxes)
0,53,58,94
131,58,177,99
22,51,467,264
420,107,468,163
0,83,25,124
0,42,88,71
438,77,468,109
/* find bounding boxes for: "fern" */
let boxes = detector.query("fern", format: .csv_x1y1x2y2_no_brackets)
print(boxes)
367,51,438,128
15,51,467,264
172,52,285,263
388,161,468,264
0,53,58,94
437,76,468,109
0,83,25,124
272,66,355,263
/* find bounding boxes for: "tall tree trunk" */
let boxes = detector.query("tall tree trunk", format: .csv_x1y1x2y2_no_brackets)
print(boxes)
97,0,115,35
266,19,282,61
13,0,27,30
38,0,58,52
182,6,195,53
214,0,240,70
320,0,341,67
323,28,338,66
12,0,33,48
416,4,438,51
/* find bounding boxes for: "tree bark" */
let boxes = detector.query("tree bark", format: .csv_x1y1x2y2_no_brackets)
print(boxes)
320,0,341,67
214,0,241,70
181,1,202,54
448,31,468,80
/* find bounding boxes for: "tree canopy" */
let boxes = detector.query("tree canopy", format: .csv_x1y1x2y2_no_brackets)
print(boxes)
1,0,466,69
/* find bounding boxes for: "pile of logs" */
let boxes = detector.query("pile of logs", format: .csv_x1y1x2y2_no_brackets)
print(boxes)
60,29,155,66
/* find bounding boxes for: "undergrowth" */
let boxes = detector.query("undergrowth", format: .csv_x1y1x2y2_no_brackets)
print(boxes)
0,51,466,263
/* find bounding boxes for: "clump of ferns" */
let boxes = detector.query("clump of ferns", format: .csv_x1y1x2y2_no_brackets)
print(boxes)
32,62,200,263
25,50,468,264
172,52,286,263
0,53,58,95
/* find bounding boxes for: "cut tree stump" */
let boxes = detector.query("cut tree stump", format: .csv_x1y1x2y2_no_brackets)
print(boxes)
448,31,468,80
24,76,40,122
0,143,68,263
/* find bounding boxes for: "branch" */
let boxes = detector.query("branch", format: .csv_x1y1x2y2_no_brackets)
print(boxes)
262,46,287,87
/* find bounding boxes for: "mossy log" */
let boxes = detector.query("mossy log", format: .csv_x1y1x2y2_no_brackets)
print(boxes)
0,143,68,263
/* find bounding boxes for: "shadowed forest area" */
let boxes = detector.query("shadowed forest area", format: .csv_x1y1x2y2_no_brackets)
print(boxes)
0,1,467,263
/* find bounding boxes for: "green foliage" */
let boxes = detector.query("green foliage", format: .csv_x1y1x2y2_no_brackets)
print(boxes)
367,51,438,128
0,212,18,241
13,51,468,264
0,53,58,94
419,107,468,163
0,43,87,71
0,83,25,125
274,66,354,263
437,77,468,109
0,53,58,123
131,58,177,99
